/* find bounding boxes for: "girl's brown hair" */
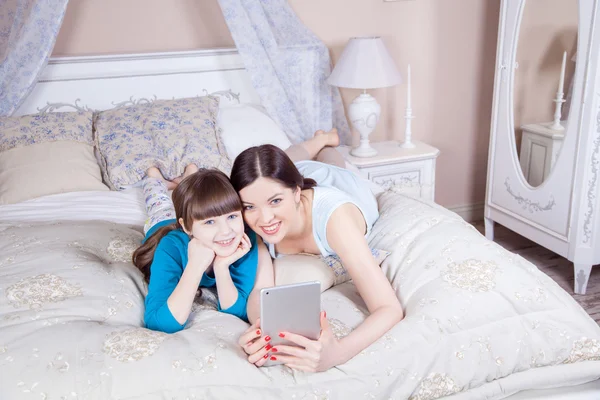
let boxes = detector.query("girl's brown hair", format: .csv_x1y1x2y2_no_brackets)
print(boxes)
230,144,316,193
132,169,242,282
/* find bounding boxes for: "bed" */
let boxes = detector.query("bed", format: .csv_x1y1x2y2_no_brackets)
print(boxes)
0,48,598,400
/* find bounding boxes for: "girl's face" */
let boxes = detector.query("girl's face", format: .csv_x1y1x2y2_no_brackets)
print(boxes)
182,211,245,257
238,177,300,244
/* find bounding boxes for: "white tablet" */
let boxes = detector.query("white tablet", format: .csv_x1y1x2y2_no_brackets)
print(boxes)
260,281,321,367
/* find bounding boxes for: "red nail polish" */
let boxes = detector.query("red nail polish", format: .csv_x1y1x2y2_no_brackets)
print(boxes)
324,311,327,318
270,356,277,361
256,330,261,335
278,333,285,338
264,336,271,342
265,344,272,351
263,353,268,359
272,347,278,352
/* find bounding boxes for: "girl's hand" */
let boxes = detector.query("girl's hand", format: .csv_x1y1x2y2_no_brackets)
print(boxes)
270,312,341,372
214,233,252,270
187,238,215,273
238,318,272,367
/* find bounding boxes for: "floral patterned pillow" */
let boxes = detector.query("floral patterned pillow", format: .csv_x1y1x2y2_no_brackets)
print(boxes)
323,248,391,285
0,111,94,152
95,96,231,190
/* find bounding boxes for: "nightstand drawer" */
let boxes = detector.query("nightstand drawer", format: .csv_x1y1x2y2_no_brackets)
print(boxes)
361,160,432,199
338,140,439,202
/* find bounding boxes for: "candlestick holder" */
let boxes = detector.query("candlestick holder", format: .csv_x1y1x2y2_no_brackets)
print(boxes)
550,51,567,131
550,91,565,131
400,103,416,149
400,63,416,149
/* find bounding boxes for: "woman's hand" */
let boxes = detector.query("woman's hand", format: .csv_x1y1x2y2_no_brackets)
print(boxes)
214,233,252,270
187,238,215,273
238,318,273,367
270,311,341,372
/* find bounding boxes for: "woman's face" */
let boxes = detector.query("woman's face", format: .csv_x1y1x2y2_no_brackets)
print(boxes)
238,177,300,244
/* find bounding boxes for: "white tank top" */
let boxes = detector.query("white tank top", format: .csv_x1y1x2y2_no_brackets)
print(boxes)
267,160,379,258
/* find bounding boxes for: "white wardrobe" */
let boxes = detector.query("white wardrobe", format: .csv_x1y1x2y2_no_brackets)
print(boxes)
484,0,599,295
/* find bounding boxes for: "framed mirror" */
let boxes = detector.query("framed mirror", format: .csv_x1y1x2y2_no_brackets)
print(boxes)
512,0,578,187
486,0,600,295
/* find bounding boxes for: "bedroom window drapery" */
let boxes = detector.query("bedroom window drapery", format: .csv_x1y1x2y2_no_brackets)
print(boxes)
0,0,69,116
217,0,351,145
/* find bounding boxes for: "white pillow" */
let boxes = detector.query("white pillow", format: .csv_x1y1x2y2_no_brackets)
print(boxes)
274,254,335,293
274,249,391,293
217,103,292,160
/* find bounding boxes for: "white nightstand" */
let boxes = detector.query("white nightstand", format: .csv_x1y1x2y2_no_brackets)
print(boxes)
519,122,565,187
338,140,440,201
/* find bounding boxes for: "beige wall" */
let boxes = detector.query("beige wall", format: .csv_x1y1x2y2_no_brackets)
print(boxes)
53,0,501,208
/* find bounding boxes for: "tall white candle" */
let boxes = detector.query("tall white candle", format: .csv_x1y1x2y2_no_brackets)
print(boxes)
407,64,412,108
558,51,567,94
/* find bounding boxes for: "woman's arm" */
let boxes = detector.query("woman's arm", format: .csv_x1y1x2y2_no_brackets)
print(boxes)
246,236,275,323
235,238,275,368
326,204,404,363
274,204,403,371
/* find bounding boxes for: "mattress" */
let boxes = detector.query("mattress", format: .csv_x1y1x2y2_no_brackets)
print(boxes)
0,189,598,399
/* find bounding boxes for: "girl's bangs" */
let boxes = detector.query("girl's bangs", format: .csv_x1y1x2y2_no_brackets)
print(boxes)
188,176,242,221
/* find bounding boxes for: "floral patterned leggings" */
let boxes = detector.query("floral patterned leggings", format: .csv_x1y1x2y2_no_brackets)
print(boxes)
142,178,176,235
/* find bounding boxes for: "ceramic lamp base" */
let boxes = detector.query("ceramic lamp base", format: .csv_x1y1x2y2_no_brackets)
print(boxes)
348,93,380,158
351,140,378,157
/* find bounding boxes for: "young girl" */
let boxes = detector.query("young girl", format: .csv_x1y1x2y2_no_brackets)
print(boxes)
133,165,273,334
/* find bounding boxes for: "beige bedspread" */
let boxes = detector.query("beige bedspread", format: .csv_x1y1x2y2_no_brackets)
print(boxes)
0,191,598,399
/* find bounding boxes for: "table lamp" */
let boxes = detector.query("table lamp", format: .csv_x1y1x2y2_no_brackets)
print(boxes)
327,36,402,157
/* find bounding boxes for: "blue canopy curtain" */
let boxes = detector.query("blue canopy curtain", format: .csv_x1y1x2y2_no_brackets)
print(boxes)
0,0,350,144
0,0,69,116
217,0,351,144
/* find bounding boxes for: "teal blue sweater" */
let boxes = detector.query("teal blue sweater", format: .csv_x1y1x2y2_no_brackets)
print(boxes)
144,223,259,333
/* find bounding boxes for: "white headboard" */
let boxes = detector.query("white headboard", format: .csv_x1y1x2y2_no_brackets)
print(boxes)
15,48,260,116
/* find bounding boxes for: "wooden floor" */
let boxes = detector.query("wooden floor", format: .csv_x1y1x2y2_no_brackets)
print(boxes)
474,223,600,325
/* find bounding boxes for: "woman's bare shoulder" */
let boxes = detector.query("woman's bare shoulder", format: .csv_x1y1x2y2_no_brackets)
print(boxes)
328,203,366,234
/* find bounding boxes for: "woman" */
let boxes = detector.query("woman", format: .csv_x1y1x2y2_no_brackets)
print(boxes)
230,129,404,372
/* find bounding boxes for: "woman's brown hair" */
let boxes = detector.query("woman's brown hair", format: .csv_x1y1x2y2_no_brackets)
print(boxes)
132,169,242,282
230,144,316,193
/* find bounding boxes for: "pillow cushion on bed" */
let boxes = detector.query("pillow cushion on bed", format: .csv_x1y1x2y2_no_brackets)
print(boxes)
274,249,390,292
275,254,335,292
0,112,108,205
218,103,292,159
95,96,231,190
325,248,391,285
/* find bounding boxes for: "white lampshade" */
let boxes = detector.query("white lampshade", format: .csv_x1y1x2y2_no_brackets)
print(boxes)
327,36,402,89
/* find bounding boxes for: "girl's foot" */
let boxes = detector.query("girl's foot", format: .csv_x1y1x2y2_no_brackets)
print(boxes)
172,164,199,184
315,128,340,147
147,167,177,190
183,164,199,178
